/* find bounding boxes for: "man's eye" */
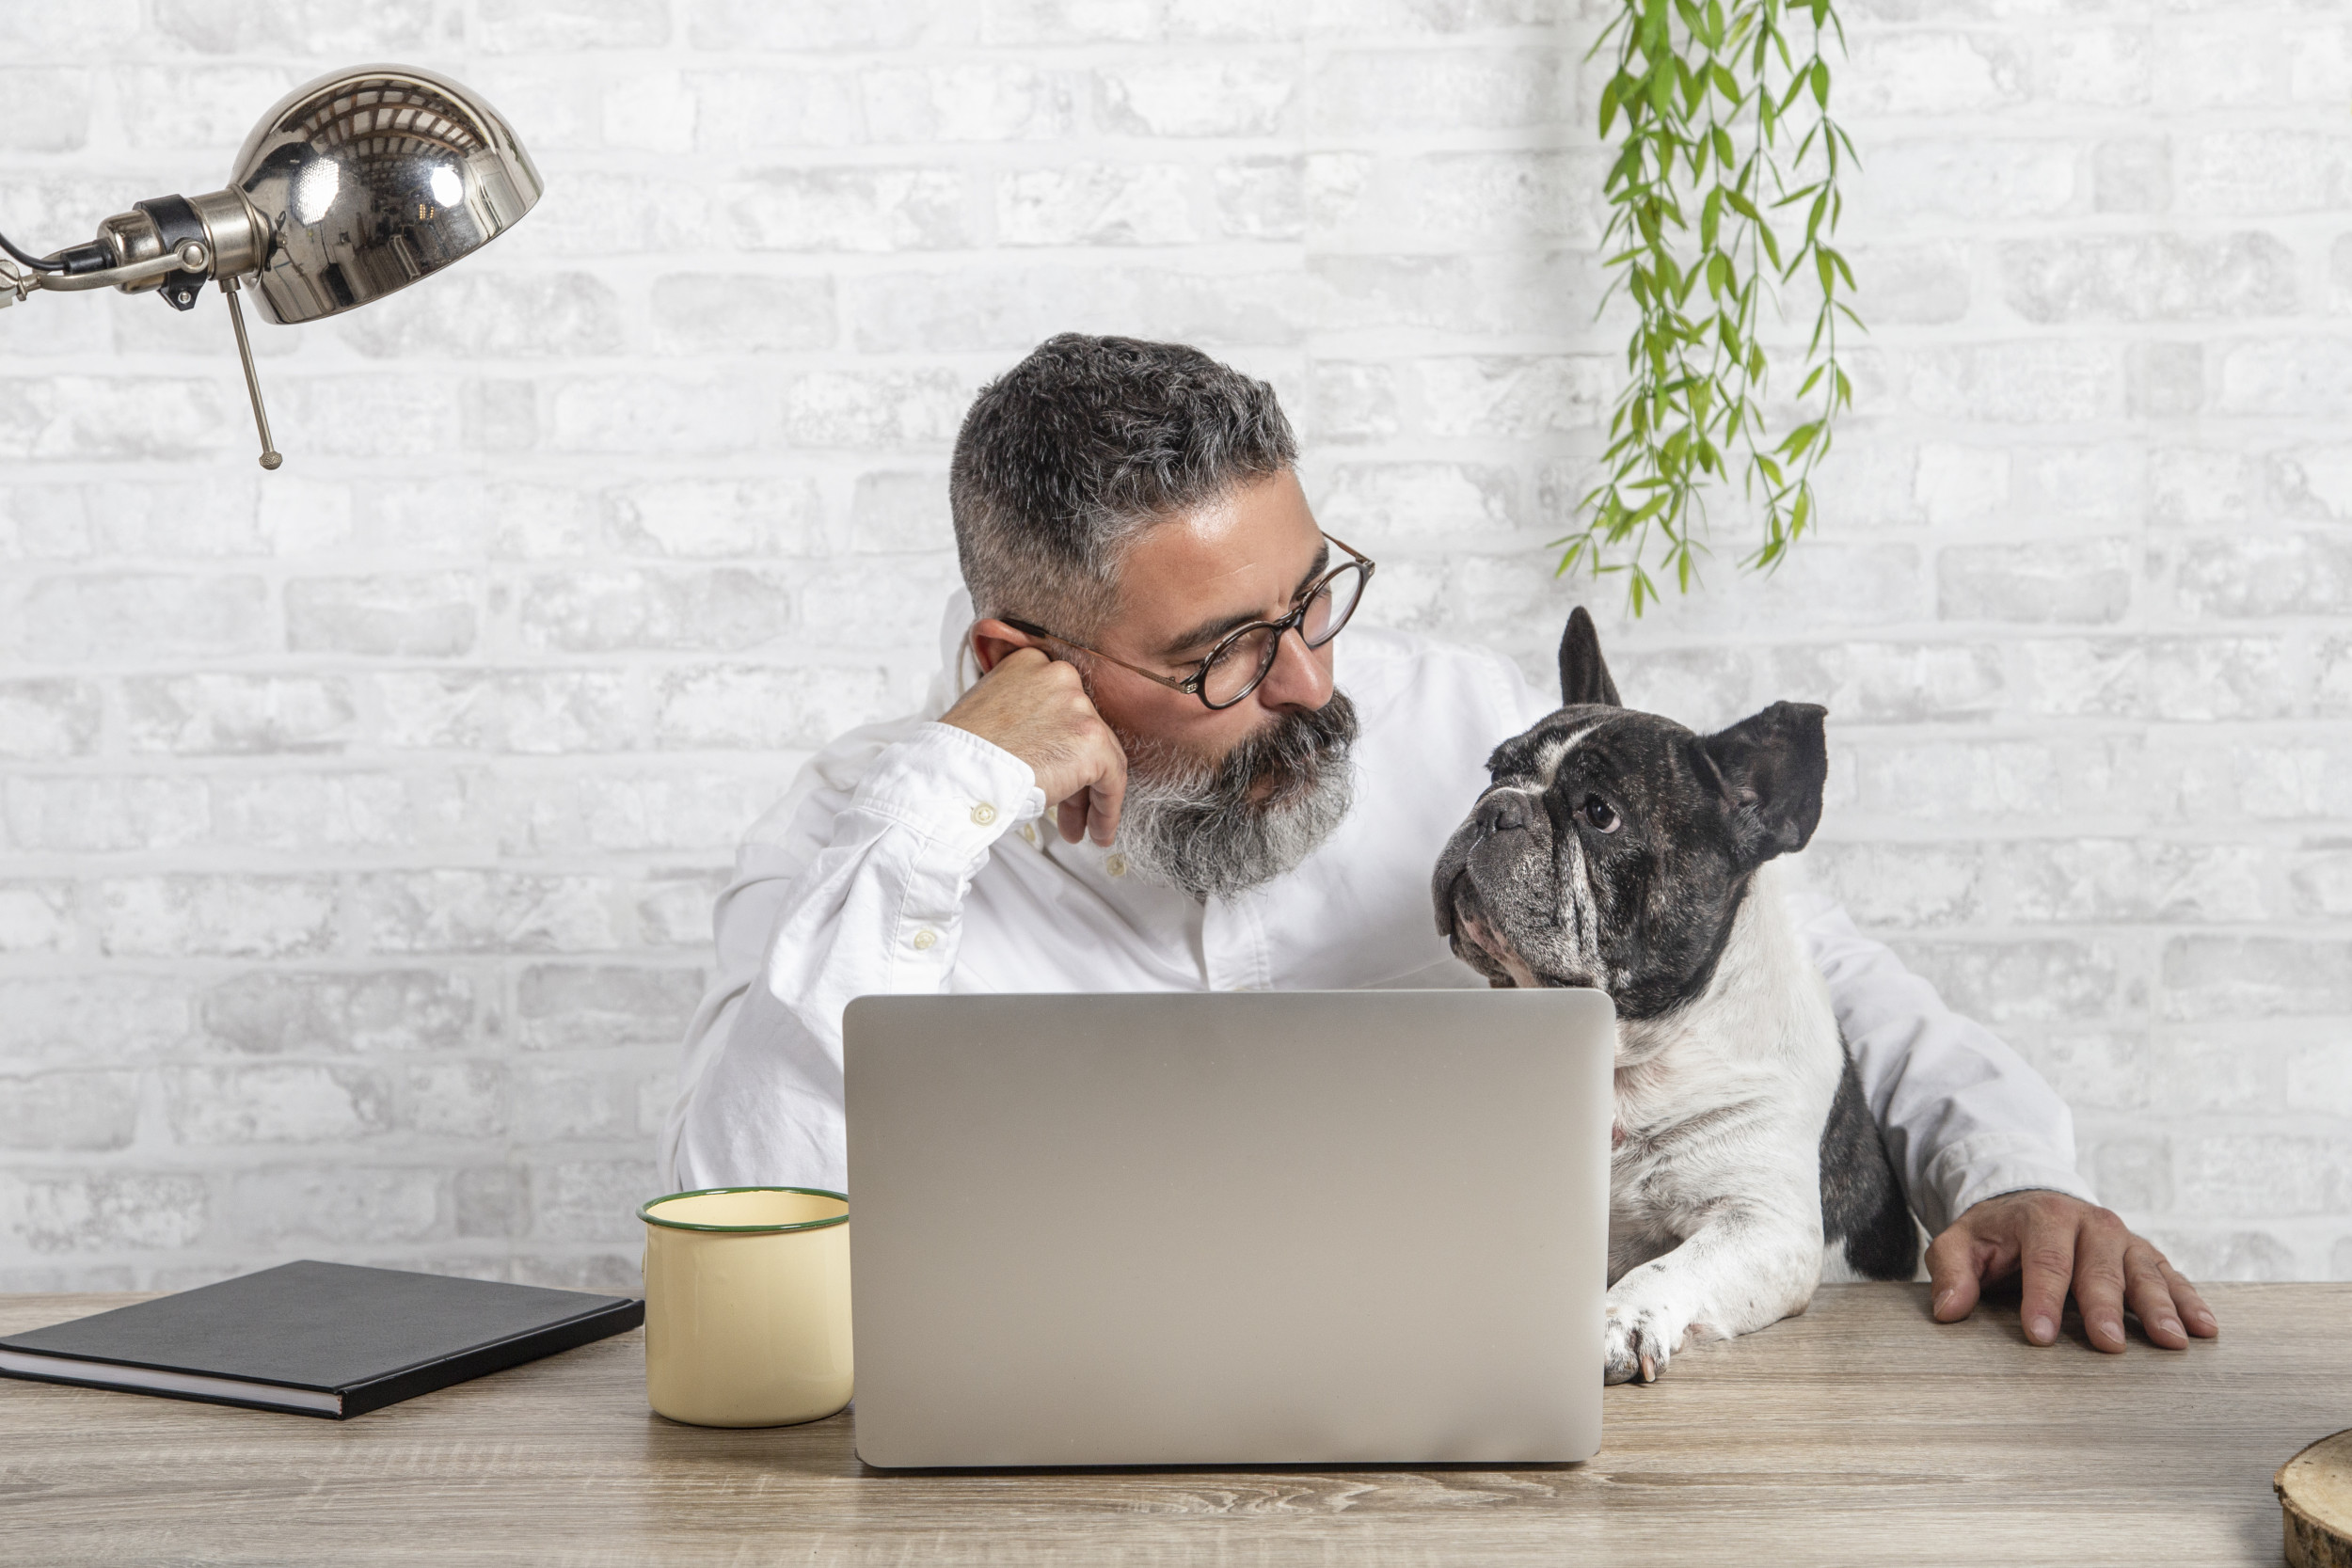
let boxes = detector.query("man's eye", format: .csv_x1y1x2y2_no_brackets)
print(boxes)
1581,795,1621,834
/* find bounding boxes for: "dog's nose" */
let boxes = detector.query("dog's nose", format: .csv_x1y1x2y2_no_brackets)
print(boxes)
1476,790,1535,838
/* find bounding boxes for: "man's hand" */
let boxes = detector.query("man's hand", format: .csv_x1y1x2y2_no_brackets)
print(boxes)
941,646,1128,847
1926,1189,2218,1353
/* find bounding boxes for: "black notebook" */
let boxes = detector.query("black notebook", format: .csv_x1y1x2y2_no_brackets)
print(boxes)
0,1259,643,1418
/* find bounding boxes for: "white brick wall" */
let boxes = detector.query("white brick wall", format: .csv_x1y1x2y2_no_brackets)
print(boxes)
2,0,2347,1291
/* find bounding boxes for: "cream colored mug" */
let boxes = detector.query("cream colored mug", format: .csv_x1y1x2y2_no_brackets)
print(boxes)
637,1186,852,1427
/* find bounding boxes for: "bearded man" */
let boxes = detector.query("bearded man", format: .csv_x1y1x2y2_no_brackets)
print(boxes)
663,333,2217,1356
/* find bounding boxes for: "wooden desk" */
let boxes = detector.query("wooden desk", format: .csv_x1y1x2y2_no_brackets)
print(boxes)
2,1284,2341,1565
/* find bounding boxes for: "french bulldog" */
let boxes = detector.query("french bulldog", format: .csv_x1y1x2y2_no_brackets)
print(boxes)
1432,608,1917,1385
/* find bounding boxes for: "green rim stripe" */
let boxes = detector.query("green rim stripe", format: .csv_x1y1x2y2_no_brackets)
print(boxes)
636,1184,850,1234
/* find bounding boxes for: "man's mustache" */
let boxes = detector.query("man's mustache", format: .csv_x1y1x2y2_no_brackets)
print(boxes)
1127,692,1360,806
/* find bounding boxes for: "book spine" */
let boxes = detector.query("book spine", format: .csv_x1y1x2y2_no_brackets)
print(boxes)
0,1364,344,1418
337,1297,644,1418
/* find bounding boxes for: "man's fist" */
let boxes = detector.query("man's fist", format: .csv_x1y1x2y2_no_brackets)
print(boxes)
941,646,1129,847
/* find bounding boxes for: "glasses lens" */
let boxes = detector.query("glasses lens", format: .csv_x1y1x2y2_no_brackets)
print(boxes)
1301,562,1366,647
1200,624,1278,707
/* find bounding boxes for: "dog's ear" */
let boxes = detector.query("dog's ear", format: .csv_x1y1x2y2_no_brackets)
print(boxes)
1558,606,1622,708
1695,702,1828,866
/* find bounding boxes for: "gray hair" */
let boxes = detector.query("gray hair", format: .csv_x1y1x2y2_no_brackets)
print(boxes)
949,333,1298,636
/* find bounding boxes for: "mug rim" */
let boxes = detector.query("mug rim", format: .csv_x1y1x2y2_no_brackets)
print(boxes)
636,1184,850,1234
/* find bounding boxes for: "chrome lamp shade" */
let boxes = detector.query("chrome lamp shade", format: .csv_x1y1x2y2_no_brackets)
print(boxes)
233,66,542,325
0,64,541,467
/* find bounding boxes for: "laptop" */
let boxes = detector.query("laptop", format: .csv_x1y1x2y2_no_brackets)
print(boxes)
842,989,1613,1468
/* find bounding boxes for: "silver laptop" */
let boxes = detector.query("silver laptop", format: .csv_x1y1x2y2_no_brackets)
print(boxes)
843,989,1613,1468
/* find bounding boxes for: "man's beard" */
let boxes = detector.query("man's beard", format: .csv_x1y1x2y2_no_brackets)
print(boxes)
1109,692,1359,902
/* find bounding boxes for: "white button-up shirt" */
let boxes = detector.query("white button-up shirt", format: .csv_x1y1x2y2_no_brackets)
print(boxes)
663,596,2097,1237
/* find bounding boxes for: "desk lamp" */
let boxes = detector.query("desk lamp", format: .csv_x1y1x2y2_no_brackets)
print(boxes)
0,64,540,469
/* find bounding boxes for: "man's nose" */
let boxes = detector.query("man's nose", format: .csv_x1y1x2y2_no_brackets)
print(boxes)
1253,626,1333,711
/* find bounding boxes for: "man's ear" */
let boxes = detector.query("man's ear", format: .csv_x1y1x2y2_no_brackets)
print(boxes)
1558,606,1622,708
969,617,1044,674
1695,701,1829,866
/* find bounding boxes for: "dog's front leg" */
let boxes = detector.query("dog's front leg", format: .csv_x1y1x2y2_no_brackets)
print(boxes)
1602,1194,1822,1385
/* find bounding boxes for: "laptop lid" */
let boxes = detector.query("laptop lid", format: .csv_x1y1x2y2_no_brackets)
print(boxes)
844,989,1613,1467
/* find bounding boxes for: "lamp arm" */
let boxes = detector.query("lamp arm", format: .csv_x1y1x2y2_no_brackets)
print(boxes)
23,240,215,295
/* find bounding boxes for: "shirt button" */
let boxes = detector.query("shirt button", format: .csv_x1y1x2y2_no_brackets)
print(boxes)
1104,853,1127,878
911,928,938,951
970,802,997,827
1019,822,1037,846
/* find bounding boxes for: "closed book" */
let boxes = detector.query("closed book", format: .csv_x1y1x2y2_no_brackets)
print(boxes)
0,1259,643,1418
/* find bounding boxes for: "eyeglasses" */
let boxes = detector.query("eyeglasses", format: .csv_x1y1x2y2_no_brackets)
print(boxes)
1003,532,1376,711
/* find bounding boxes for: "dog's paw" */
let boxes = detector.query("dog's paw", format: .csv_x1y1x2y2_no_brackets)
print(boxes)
1602,1302,1678,1386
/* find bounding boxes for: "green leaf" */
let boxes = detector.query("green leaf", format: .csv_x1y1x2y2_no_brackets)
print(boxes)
1570,0,1860,603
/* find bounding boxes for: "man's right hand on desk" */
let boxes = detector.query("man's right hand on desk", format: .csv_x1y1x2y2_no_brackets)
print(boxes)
943,642,1129,847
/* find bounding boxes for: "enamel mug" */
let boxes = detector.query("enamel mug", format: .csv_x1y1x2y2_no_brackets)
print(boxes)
638,1186,852,1427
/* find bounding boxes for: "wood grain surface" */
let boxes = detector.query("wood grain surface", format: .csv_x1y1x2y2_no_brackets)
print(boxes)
2,1283,2342,1566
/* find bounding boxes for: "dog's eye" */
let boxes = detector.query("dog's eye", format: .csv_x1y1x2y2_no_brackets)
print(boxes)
1581,794,1621,834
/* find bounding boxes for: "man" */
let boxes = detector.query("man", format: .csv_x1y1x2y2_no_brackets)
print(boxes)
665,334,2217,1355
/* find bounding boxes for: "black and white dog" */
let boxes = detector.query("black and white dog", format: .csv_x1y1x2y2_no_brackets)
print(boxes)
1432,609,1917,1385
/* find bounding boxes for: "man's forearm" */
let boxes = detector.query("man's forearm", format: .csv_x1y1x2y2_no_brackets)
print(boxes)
662,723,1044,1191
1788,890,2096,1236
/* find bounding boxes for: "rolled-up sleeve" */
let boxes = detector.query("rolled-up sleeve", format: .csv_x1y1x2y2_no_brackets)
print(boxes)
660,721,1046,1195
1788,891,2099,1236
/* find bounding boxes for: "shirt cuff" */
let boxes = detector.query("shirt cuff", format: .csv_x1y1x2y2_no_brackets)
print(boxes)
1929,1136,2100,1233
853,720,1047,858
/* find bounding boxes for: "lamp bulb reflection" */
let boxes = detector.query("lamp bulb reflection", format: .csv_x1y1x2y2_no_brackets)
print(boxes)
293,157,341,227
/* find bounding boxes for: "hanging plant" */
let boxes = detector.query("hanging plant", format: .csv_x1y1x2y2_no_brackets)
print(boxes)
1559,0,1861,612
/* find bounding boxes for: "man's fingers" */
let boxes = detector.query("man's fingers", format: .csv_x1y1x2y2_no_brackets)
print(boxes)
2016,1203,2078,1347
1924,1226,1983,1323
2122,1243,2187,1350
2167,1262,2219,1338
1085,731,1127,847
2070,1212,2131,1354
1057,793,1087,845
